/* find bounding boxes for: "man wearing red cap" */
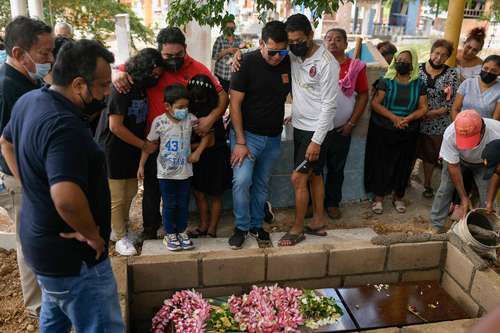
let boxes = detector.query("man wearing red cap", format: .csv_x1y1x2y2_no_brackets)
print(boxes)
430,109,500,232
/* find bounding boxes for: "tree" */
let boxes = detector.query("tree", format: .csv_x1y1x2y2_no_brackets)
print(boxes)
0,0,154,47
166,0,354,28
427,0,449,19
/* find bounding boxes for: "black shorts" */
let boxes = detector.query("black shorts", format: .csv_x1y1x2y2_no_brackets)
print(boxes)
293,128,332,175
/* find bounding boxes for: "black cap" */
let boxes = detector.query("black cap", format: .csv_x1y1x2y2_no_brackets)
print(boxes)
482,139,500,180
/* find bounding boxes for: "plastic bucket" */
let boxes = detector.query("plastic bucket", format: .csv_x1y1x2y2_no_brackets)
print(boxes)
451,208,500,252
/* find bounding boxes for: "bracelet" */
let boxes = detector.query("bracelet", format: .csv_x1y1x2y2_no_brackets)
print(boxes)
348,121,356,127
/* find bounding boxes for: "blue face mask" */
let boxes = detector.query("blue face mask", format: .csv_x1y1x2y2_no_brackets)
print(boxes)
173,107,188,120
24,51,51,80
0,50,6,65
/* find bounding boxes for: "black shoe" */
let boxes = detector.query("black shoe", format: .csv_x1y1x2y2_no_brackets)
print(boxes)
263,201,275,223
249,227,272,248
229,228,248,250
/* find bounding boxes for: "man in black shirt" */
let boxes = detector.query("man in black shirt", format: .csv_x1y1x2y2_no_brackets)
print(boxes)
0,40,123,332
0,16,54,317
228,21,291,249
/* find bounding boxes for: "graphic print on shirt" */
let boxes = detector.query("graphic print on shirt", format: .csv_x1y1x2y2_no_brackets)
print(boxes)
160,133,189,174
128,99,148,124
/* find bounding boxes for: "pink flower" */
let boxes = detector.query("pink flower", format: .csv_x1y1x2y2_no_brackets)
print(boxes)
228,285,304,332
152,290,210,333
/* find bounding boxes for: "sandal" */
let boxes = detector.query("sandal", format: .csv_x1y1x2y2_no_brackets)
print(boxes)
304,226,327,236
187,228,207,238
393,200,406,214
422,187,434,199
371,201,383,214
278,232,306,247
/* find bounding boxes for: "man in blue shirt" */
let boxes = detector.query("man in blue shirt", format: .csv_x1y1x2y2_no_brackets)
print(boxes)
0,15,54,317
0,39,124,332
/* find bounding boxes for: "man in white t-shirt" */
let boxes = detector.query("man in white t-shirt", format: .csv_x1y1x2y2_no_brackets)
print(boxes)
430,109,500,232
279,14,339,246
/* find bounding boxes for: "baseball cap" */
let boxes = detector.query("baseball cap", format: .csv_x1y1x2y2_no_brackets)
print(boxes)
482,139,500,180
454,110,483,150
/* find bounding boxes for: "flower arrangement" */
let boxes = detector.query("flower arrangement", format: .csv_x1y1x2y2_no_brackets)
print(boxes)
152,289,211,333
299,290,343,329
207,298,240,333
152,286,343,333
228,285,304,333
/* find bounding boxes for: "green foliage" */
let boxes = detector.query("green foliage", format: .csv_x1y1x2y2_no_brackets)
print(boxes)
427,0,449,17
166,0,352,28
0,0,153,47
299,289,343,321
0,0,11,29
44,0,154,47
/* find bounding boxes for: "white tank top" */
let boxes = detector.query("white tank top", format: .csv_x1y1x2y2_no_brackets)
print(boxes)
458,64,482,80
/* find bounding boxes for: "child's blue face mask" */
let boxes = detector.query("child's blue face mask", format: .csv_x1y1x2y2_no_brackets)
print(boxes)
0,50,6,65
173,107,188,120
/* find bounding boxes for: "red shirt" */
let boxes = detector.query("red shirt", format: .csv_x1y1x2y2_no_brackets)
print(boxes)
339,57,369,94
145,55,223,129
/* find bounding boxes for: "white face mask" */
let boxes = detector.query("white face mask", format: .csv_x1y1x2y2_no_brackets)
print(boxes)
24,50,51,80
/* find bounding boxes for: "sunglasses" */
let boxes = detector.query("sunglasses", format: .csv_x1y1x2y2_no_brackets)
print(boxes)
266,47,288,57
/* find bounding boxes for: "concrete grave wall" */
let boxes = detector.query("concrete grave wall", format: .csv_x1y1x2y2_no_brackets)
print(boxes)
111,234,500,332
126,237,446,332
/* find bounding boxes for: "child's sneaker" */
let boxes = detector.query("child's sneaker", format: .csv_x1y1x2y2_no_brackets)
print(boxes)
163,234,182,251
178,232,195,250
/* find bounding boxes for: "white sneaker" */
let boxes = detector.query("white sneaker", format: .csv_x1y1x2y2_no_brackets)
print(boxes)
110,230,118,242
178,232,195,250
127,229,144,245
115,237,137,256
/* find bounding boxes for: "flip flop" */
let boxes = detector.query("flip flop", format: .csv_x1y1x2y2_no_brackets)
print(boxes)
278,232,306,247
393,200,407,214
187,228,207,238
372,201,383,214
304,226,327,236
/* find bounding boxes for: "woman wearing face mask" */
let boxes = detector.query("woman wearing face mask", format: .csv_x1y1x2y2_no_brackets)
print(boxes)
94,48,164,256
451,55,500,121
416,39,460,199
364,47,428,214
457,27,486,81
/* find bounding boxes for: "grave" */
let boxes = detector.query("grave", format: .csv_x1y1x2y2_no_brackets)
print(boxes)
110,229,500,332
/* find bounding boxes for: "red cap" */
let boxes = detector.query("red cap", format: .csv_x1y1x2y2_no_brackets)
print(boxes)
454,110,482,150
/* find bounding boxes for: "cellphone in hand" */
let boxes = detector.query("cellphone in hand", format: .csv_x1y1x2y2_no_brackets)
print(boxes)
295,159,309,172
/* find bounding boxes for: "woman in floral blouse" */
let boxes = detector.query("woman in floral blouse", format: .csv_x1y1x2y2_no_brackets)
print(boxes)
416,39,460,198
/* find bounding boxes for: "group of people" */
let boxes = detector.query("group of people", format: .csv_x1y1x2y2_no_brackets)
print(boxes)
0,12,500,332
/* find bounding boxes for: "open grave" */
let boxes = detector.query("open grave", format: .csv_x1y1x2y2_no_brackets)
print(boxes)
110,225,500,332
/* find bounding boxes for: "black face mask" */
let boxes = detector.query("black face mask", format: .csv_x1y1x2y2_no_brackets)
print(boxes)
80,87,106,115
164,57,184,72
289,41,309,57
395,62,411,75
224,27,235,36
480,70,497,84
428,59,444,70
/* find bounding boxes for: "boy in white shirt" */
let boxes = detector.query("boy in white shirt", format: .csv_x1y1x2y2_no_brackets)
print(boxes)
138,84,211,251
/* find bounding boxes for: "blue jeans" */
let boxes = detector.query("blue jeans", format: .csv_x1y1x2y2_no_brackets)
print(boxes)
325,130,351,208
36,258,124,333
159,178,191,234
431,161,492,228
230,130,281,231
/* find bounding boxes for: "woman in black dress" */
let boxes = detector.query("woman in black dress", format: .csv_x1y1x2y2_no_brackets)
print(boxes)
188,75,232,237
